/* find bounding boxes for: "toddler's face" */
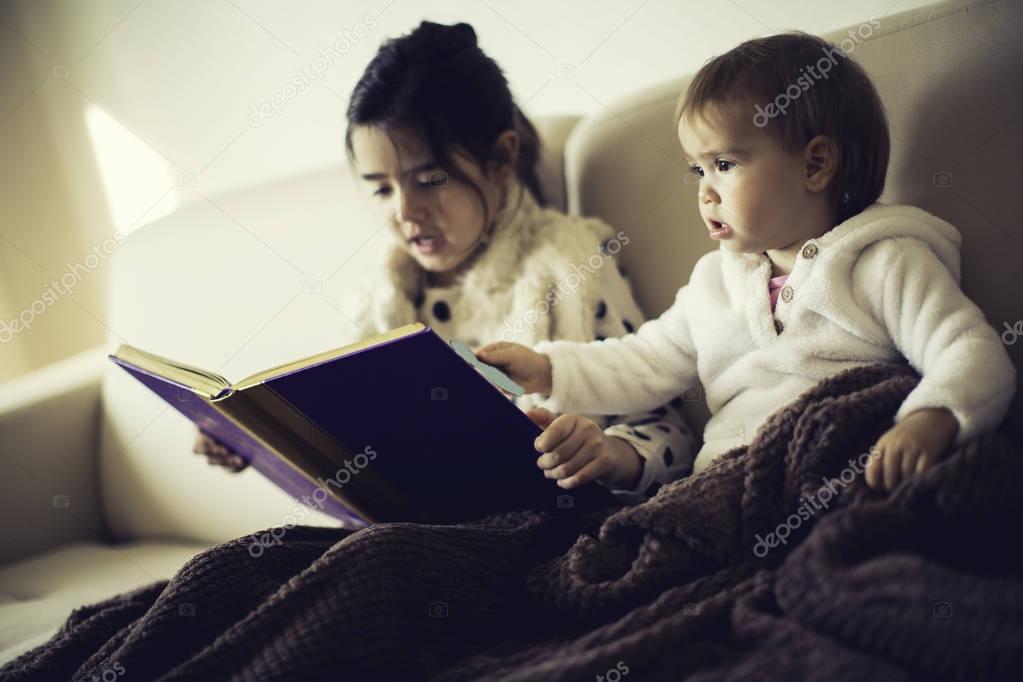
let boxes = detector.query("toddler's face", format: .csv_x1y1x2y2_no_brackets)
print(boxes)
678,104,810,255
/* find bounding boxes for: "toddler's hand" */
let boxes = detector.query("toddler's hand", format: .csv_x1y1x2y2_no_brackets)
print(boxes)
475,342,553,397
865,407,959,492
526,408,643,490
193,429,249,472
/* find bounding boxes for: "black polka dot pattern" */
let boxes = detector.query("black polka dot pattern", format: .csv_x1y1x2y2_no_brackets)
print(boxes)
432,300,451,322
618,263,628,277
670,397,684,409
630,428,652,441
650,407,667,417
622,320,634,333
595,335,606,341
595,300,607,319
656,424,671,433
626,416,660,427
663,447,674,467
413,292,425,308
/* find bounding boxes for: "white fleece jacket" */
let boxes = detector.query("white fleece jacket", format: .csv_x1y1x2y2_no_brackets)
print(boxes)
535,203,1016,474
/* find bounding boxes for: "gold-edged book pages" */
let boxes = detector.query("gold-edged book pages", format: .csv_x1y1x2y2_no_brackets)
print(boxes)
233,323,426,391
110,321,430,524
111,344,230,399
111,322,426,397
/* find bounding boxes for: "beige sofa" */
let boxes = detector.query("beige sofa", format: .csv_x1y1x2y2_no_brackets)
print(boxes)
1,0,1019,664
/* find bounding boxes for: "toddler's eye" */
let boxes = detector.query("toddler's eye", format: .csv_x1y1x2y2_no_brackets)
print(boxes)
715,159,735,172
688,165,704,178
373,185,392,198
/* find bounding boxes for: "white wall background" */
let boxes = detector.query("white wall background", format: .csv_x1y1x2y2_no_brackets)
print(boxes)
0,0,942,382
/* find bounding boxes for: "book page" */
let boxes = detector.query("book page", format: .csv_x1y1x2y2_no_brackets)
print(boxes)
233,323,425,391
112,344,230,399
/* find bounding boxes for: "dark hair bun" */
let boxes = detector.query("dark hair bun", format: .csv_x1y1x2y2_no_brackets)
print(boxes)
448,22,477,47
413,21,477,51
346,21,546,206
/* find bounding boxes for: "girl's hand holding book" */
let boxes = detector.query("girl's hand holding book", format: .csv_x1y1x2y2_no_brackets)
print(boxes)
192,429,249,472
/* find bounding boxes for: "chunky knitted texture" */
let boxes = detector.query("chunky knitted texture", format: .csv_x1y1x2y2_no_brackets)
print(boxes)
4,363,1022,681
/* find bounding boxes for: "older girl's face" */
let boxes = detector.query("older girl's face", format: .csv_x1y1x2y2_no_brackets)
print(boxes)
350,125,506,277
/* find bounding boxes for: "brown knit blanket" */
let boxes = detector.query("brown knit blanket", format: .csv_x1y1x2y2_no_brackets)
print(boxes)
4,363,1022,682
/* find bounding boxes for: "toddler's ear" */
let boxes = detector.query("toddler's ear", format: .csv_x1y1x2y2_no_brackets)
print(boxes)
802,134,839,193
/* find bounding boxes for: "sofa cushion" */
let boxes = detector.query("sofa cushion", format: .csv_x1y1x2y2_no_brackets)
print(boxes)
0,540,210,665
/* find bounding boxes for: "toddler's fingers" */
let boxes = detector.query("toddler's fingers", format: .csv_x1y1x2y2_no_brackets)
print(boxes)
475,342,517,366
526,408,556,430
883,447,904,492
474,341,510,355
545,444,597,480
901,448,921,479
534,415,577,453
537,434,586,470
865,447,883,488
915,451,938,474
558,457,609,489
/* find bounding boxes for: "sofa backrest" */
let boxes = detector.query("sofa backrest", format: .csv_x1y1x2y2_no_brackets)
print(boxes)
562,0,1023,439
97,116,578,543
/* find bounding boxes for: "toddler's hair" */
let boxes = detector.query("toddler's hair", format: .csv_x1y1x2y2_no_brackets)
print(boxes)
675,31,889,223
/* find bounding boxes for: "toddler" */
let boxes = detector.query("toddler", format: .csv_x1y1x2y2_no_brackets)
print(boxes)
477,32,1015,494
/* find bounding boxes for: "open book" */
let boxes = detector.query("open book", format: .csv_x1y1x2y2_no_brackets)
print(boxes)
109,324,615,527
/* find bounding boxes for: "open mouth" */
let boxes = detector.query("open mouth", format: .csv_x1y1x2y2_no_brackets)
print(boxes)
708,219,732,239
409,234,443,254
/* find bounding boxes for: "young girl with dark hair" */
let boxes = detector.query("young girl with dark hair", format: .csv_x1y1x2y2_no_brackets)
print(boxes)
196,21,697,501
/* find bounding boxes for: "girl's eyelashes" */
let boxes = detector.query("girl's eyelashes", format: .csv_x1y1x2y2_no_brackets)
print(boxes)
370,170,448,197
416,170,448,188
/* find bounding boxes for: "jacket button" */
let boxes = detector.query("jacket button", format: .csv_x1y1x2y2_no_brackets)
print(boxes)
774,319,784,334
780,285,794,302
801,243,818,259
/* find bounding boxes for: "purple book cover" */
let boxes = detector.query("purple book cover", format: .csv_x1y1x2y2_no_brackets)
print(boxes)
111,327,616,524
263,327,615,521
110,360,364,527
